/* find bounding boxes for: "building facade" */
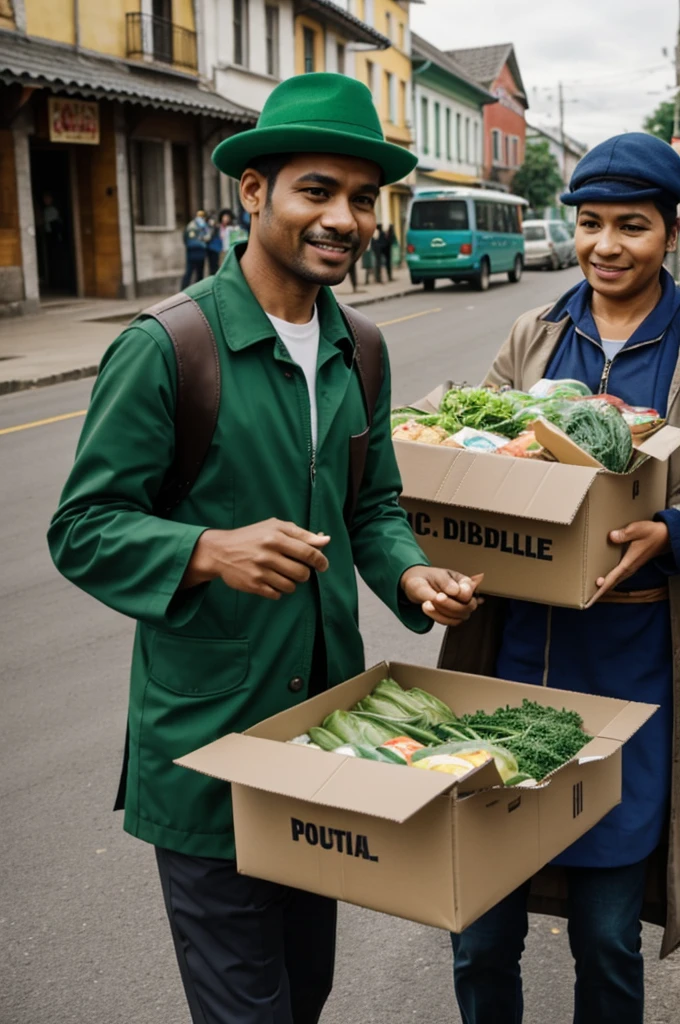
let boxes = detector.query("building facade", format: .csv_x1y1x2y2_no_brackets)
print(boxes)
411,33,496,190
448,43,528,192
0,0,255,313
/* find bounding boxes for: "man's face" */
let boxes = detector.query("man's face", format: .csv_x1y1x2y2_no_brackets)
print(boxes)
575,201,676,299
244,153,381,285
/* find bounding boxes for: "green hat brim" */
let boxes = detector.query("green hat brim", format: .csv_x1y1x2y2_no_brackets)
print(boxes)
212,124,417,185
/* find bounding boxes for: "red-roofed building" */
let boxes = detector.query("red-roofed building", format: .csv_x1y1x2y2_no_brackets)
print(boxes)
447,43,528,191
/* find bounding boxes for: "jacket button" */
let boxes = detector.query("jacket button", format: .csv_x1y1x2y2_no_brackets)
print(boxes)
288,676,304,694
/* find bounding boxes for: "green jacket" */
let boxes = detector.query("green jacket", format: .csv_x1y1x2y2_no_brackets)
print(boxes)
48,247,430,858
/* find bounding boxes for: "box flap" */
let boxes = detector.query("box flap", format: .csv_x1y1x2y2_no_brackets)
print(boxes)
175,733,458,823
410,381,453,414
395,439,599,525
600,700,659,742
637,424,680,461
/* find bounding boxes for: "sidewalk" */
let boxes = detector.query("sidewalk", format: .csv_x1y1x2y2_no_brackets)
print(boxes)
0,266,418,396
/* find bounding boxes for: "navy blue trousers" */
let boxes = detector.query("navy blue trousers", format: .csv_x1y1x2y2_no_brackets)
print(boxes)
451,860,647,1024
156,848,337,1024
181,252,205,290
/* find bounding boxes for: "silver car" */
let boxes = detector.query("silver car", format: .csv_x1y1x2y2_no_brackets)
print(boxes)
522,219,576,270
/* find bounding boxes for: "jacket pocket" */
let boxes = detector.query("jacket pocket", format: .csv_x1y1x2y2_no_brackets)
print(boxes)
149,632,249,697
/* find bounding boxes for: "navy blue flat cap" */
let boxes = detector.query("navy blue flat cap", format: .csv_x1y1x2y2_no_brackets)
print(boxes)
561,132,680,209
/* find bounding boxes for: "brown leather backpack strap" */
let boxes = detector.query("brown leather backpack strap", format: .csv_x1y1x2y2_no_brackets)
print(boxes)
138,292,221,517
338,303,384,522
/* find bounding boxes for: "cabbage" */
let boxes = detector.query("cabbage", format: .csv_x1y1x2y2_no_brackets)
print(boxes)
555,399,633,473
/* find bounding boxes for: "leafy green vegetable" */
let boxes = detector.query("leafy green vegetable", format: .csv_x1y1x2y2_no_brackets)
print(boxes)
322,711,405,747
309,726,346,751
552,399,633,473
458,700,589,781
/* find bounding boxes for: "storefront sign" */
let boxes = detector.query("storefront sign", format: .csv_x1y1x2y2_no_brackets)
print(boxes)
48,98,100,145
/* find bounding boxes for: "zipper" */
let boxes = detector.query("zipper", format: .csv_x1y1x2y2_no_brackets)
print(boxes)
599,358,613,394
577,327,665,395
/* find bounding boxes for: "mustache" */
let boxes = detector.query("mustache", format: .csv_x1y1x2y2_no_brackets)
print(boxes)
303,231,361,253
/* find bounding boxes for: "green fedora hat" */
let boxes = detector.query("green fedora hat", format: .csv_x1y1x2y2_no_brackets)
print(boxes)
212,73,417,185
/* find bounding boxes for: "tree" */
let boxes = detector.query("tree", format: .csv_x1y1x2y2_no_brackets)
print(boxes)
512,141,563,214
643,99,674,144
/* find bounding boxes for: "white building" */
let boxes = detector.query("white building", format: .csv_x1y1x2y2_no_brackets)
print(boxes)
411,33,497,189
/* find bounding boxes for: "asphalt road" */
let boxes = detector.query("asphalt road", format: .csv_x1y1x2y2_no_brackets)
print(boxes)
3,266,680,1024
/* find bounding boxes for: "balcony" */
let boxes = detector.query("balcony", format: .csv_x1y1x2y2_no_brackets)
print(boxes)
126,12,198,74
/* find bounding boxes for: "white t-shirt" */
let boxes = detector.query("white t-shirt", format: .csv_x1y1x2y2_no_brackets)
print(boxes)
266,307,320,448
601,338,627,361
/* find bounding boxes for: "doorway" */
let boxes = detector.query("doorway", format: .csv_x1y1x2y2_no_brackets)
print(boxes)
30,144,77,296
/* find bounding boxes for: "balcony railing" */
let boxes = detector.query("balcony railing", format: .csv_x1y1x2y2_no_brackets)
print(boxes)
126,12,198,74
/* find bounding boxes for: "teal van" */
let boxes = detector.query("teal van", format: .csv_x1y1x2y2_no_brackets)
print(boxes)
406,187,528,292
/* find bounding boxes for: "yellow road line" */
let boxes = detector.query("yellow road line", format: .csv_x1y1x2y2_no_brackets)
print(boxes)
0,409,87,436
377,307,442,328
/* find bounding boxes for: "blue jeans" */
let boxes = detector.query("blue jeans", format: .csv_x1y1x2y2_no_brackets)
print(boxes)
181,251,205,289
451,861,647,1024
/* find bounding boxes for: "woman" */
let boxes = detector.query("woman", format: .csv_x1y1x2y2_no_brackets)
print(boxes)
440,132,680,1024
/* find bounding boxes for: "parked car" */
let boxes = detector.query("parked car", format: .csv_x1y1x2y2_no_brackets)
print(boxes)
522,219,576,270
406,188,528,292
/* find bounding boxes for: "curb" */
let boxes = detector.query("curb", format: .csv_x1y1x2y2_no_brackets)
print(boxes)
0,286,420,395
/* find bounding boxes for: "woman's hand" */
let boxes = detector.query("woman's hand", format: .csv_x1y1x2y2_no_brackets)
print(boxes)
400,567,484,626
592,520,670,600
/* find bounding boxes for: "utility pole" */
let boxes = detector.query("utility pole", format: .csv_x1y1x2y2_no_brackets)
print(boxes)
558,81,567,188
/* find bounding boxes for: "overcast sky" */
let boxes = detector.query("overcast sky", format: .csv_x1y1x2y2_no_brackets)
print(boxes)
410,0,677,147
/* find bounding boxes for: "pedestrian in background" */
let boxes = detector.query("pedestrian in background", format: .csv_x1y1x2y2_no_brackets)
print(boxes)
363,226,382,285
440,132,680,1024
181,209,210,288
206,212,223,275
382,223,396,281
218,208,236,266
47,73,479,1024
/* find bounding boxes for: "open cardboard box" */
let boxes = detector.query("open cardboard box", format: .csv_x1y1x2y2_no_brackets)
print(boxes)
176,662,657,933
395,384,680,608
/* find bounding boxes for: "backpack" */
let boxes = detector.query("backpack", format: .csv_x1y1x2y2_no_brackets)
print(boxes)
140,291,384,521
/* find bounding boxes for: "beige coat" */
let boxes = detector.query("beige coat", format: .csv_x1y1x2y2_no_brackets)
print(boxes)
439,304,680,959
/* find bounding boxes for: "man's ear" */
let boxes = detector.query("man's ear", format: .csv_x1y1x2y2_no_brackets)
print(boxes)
240,169,267,215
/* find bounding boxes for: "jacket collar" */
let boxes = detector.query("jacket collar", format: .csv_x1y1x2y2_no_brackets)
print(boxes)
542,268,680,347
213,243,353,356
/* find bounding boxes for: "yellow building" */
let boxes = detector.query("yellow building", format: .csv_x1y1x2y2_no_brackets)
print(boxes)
0,1,254,311
292,0,415,252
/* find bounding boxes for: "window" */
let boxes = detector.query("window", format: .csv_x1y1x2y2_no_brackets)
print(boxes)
265,5,279,77
152,0,173,63
446,108,452,161
171,144,190,227
131,140,166,227
504,135,510,167
386,72,397,124
233,0,248,66
421,96,429,154
303,27,315,73
398,21,405,49
456,113,461,162
550,222,569,243
366,60,375,95
410,200,469,232
474,201,491,232
465,117,470,163
511,136,519,168
400,80,406,126
473,122,479,166
524,225,547,241
434,101,441,158
492,203,507,233
492,128,503,165
336,42,346,75
385,11,392,40
364,0,374,27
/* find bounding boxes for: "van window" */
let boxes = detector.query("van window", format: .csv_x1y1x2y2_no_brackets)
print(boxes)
410,200,470,231
492,204,506,233
524,225,546,241
474,201,491,231
505,205,521,234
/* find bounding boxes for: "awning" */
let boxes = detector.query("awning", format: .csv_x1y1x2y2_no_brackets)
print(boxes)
421,169,481,186
0,30,257,123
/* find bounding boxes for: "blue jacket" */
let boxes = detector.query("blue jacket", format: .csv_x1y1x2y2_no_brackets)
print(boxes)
497,271,680,867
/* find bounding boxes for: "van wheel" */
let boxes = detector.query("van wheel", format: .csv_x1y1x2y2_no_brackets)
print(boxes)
423,279,436,292
473,259,490,292
508,256,523,283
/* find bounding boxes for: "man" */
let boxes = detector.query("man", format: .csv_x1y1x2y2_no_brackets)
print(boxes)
48,73,480,1024
181,208,211,288
383,223,396,281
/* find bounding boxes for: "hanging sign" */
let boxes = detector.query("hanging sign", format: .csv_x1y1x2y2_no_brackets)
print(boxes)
48,98,100,145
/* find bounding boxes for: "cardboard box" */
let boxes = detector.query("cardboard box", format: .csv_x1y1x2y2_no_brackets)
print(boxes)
395,385,680,608
176,662,656,933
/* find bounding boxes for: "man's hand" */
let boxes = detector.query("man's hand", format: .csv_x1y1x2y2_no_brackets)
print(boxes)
591,520,670,601
182,520,330,599
400,567,483,627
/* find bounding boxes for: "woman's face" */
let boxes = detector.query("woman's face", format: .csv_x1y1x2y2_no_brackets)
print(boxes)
575,201,676,300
